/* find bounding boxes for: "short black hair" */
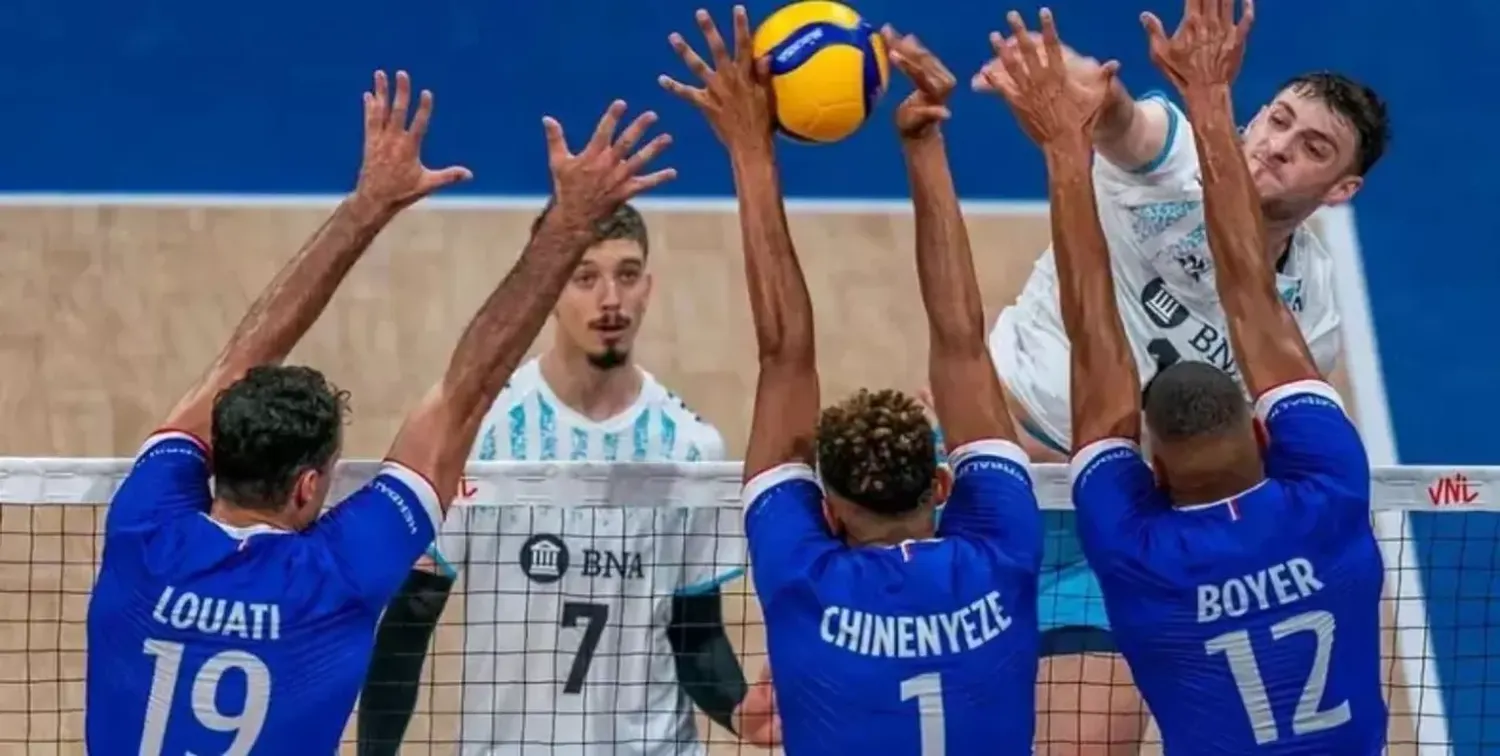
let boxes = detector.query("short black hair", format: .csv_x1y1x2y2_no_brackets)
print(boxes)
816,389,936,516
1143,362,1249,442
1279,71,1390,176
211,365,349,511
530,201,649,258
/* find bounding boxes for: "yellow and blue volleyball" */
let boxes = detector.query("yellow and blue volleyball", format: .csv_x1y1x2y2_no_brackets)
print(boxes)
752,1,890,144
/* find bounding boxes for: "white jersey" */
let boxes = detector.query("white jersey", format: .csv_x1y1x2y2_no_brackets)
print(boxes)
990,93,1342,449
433,358,740,756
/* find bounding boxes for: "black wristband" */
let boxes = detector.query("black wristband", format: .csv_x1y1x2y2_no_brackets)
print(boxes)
357,569,455,756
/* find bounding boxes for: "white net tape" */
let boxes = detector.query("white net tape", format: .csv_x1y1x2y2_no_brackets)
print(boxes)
0,458,1495,512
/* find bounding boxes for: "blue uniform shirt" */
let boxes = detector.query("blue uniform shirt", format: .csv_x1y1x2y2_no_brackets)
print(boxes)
1071,380,1387,754
85,431,441,755
744,439,1043,754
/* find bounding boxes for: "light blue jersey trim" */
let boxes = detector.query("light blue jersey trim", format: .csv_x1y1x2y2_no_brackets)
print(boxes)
426,543,459,579
1130,90,1180,175
675,567,746,596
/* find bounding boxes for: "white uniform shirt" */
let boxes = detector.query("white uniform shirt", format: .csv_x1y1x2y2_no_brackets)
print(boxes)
432,358,740,755
989,93,1342,449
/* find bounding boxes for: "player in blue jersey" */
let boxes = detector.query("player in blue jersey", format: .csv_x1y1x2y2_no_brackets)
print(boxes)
661,9,1043,753
84,70,677,756
989,4,1386,753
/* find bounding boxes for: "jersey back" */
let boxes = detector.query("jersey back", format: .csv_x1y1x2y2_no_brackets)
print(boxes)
744,440,1044,754
85,432,440,756
436,359,739,755
1070,381,1387,754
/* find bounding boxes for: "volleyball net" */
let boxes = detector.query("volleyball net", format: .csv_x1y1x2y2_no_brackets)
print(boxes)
0,458,1494,754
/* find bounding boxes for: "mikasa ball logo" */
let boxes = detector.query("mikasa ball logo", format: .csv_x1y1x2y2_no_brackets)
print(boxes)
519,534,570,584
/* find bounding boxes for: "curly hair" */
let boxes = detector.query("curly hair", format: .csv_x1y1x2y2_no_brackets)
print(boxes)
816,389,936,516
212,365,350,511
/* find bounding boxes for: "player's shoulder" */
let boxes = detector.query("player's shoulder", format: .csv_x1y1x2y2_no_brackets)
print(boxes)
490,357,546,410
641,370,725,460
742,462,821,507
471,359,545,460
1253,379,1346,425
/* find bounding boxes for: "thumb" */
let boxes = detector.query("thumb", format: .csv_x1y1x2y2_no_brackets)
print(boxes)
1098,59,1122,87
424,165,474,189
1140,12,1168,44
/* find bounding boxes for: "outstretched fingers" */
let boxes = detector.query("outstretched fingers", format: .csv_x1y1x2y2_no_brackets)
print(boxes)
587,100,628,154
613,110,659,158
409,90,435,142
1038,8,1067,74
732,5,753,58
696,9,731,67
542,116,571,166
669,32,715,84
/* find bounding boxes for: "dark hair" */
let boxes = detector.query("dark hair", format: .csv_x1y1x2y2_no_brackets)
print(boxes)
1279,71,1390,176
211,365,349,511
530,201,650,258
816,389,936,516
1143,362,1249,442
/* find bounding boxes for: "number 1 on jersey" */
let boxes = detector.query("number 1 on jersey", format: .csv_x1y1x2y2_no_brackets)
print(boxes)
899,673,946,756
1204,609,1352,745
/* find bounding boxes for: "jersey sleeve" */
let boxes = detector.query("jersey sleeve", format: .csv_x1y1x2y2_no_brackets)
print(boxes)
937,439,1043,571
1069,438,1159,566
106,431,213,537
310,461,443,608
1254,380,1369,516
677,423,745,594
742,463,832,600
1303,304,1343,378
1093,93,1195,189
426,504,468,579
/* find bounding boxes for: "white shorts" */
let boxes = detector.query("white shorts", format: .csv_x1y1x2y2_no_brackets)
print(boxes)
988,301,1074,453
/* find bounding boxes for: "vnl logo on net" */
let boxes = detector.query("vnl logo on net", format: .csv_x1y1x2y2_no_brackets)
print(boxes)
1428,472,1484,507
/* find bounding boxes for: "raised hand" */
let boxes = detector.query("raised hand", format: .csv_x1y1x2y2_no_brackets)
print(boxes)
1141,0,1255,92
355,71,473,211
659,6,776,150
545,101,676,223
985,9,1120,146
883,26,956,139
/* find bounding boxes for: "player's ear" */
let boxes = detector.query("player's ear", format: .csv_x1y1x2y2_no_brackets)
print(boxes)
1252,418,1269,452
1321,174,1362,206
932,464,953,504
820,497,842,537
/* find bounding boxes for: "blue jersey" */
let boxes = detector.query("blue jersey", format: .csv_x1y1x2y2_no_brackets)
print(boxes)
85,432,441,755
744,439,1043,754
1071,380,1386,754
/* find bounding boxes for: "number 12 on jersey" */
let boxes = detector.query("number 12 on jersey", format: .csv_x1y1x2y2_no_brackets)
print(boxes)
1205,610,1352,745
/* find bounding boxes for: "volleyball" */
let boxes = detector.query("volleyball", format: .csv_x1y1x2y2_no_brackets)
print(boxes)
752,1,890,144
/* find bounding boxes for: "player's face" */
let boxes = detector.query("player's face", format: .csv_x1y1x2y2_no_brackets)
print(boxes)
554,239,651,370
1242,89,1364,215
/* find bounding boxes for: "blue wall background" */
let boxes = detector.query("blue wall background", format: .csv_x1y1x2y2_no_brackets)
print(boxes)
3,0,1497,748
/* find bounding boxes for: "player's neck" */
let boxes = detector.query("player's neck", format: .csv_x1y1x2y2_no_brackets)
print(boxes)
1261,206,1304,268
208,499,294,532
1168,466,1266,508
842,514,935,548
539,348,643,422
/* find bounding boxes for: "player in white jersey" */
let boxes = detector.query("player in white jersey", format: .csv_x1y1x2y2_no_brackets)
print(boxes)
970,20,1391,752
359,203,770,756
